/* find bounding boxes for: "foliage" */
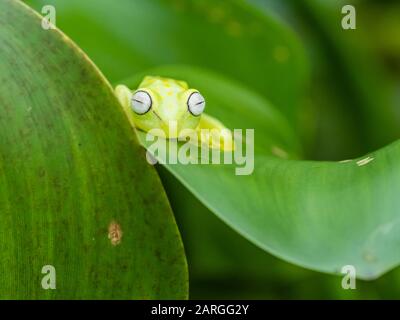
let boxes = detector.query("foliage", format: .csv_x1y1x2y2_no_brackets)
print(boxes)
12,0,400,298
0,0,187,299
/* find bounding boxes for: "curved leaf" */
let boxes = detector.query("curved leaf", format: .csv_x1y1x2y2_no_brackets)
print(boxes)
122,65,400,279
0,0,187,299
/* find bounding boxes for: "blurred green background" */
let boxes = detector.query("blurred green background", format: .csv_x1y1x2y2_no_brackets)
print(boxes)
25,0,400,298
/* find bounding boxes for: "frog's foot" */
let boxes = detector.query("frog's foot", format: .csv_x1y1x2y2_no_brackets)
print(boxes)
115,84,139,129
197,113,235,151
115,84,132,109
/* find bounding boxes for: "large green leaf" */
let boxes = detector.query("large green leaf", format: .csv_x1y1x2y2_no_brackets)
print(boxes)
25,0,308,119
121,65,400,279
0,0,187,299
163,169,400,299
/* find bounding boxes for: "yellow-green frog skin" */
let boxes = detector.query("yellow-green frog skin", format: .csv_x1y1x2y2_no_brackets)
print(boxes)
115,76,234,151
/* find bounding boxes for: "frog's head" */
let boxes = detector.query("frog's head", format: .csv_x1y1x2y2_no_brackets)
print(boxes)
129,76,205,138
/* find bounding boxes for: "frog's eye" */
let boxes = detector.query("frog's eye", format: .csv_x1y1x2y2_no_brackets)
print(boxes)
187,92,205,116
131,90,152,115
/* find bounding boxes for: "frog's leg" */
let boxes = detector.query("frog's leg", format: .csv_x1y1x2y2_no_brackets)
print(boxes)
115,85,136,128
196,113,235,151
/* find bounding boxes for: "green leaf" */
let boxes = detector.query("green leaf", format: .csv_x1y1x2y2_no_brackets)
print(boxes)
122,65,400,279
0,0,187,299
25,0,308,119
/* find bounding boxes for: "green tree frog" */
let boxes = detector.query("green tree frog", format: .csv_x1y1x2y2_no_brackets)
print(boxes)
115,76,234,151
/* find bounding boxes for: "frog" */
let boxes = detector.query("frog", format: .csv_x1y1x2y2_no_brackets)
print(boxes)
115,76,234,151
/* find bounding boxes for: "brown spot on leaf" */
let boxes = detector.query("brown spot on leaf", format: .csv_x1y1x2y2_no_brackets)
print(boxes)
108,221,123,246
